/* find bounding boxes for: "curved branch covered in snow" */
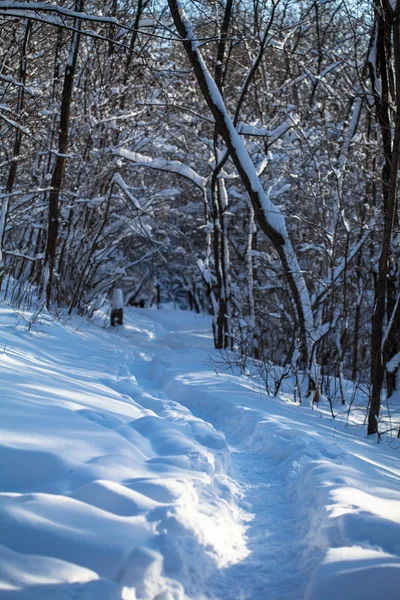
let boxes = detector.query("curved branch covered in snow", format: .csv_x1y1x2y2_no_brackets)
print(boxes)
114,148,207,192
167,0,314,365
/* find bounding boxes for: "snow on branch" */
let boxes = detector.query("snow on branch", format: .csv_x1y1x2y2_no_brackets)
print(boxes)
0,2,176,44
238,114,300,143
167,0,315,356
112,173,146,212
312,227,372,310
168,1,288,240
383,293,400,355
338,95,363,171
0,10,136,51
0,74,35,96
278,61,342,95
114,148,207,191
3,250,44,261
386,351,400,374
0,2,117,24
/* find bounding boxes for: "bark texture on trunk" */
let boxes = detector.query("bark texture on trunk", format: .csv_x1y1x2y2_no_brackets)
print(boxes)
368,0,400,434
45,0,84,308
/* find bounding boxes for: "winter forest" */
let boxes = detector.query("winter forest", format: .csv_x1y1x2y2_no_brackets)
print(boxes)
1,0,399,435
1,1,400,599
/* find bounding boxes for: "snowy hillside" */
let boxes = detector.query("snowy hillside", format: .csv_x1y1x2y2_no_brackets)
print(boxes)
0,304,399,600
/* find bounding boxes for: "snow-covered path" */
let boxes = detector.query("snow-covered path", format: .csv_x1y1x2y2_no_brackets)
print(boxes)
206,448,309,600
128,322,314,600
1,305,400,599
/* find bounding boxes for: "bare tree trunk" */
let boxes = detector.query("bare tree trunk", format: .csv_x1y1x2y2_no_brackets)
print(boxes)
352,249,364,381
119,0,149,112
68,179,113,314
246,201,258,358
210,0,234,350
0,20,32,279
211,176,232,349
44,0,84,308
368,1,400,434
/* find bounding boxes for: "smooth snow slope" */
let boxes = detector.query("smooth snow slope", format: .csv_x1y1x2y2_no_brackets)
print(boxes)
0,304,399,600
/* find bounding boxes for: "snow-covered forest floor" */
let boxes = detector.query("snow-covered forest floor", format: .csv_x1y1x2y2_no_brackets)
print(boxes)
0,304,399,600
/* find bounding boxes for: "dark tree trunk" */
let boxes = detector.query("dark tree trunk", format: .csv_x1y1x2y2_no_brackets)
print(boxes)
45,0,84,308
0,20,32,277
368,0,400,434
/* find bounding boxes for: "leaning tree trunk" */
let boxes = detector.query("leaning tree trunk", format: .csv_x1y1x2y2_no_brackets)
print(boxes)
167,0,313,367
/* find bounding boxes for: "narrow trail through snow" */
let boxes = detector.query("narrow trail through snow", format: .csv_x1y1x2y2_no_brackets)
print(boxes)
123,310,320,600
206,448,309,600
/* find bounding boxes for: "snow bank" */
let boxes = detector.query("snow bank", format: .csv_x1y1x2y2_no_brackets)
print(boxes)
0,305,244,599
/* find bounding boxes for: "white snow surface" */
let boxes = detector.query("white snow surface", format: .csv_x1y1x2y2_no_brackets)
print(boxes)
0,304,399,599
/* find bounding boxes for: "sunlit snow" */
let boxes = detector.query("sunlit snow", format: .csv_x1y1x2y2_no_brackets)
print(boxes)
0,305,399,599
